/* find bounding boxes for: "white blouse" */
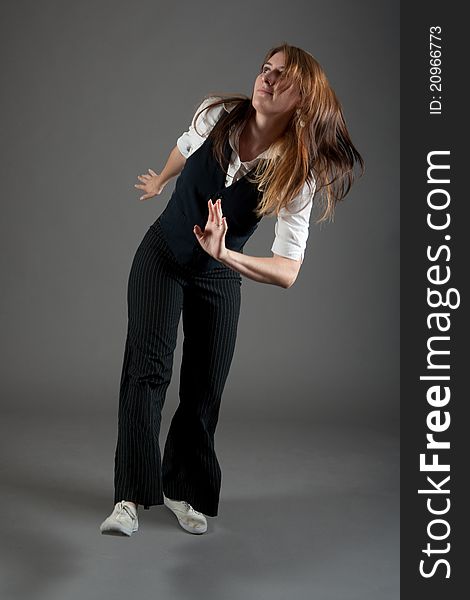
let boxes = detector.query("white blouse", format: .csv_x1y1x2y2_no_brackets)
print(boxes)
176,96,315,261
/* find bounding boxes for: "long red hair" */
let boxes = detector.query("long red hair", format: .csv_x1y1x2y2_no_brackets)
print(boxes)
193,41,365,223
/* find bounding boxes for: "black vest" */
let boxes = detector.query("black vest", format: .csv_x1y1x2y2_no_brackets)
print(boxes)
154,131,263,271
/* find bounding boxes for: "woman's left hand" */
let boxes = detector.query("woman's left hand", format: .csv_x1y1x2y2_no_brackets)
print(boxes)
193,199,229,261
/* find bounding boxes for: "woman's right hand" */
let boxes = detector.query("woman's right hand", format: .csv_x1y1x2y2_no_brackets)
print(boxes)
134,169,165,201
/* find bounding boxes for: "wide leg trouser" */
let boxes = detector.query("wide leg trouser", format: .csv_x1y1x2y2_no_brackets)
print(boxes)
113,221,242,517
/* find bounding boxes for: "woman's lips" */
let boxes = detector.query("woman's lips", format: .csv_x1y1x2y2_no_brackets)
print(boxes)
258,89,273,95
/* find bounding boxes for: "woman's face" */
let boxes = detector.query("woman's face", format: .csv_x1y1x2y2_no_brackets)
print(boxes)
252,51,301,118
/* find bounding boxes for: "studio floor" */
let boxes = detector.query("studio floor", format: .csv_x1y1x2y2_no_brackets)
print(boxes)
0,409,399,600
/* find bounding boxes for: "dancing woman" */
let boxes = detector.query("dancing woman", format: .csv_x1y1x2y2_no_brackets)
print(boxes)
100,42,364,536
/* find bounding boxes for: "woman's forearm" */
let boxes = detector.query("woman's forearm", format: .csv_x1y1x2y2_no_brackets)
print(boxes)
159,145,187,188
218,248,296,289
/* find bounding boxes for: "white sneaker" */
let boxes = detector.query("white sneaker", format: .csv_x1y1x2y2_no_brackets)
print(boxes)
163,494,208,534
100,501,139,536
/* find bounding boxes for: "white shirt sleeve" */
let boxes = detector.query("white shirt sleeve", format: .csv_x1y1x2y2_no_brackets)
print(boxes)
270,177,316,261
176,97,225,158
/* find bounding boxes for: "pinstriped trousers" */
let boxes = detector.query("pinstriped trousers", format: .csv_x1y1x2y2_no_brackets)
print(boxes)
113,219,242,517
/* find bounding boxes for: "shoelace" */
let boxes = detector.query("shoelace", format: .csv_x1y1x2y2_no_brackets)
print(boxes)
181,500,204,517
120,503,137,520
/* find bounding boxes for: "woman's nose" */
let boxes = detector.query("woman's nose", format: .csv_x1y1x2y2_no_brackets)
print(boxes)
263,72,273,86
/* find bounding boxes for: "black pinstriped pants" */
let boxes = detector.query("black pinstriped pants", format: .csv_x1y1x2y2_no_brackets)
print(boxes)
113,219,242,517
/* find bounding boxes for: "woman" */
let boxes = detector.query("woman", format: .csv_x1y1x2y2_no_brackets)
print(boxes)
100,42,364,537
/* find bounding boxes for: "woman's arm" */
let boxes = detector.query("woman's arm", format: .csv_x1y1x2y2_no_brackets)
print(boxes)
219,249,302,289
147,98,222,194
159,145,187,188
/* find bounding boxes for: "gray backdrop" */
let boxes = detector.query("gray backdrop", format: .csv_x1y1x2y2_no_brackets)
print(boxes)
0,1,399,599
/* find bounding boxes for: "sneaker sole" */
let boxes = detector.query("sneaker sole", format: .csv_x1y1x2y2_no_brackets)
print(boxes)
100,529,138,536
100,523,138,536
